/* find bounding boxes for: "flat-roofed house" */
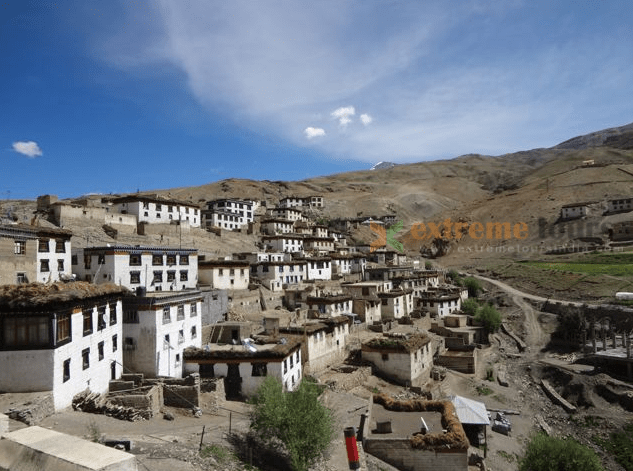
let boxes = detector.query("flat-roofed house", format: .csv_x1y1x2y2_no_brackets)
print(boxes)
0,282,127,410
0,224,73,286
198,259,250,290
110,195,201,227
72,245,198,292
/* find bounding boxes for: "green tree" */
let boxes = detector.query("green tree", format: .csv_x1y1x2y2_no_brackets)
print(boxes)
461,299,480,316
474,304,502,334
250,376,336,471
447,269,462,285
425,261,433,269
463,277,483,298
519,433,604,471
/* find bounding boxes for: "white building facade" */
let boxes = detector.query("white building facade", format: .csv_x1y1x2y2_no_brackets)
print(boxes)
111,196,201,227
72,246,198,292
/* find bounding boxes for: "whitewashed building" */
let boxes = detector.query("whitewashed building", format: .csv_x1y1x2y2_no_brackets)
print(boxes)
184,339,302,397
306,294,353,317
607,197,633,214
111,195,201,227
0,282,127,410
378,289,414,319
262,235,304,253
251,260,307,291
279,195,324,209
303,236,335,254
417,291,462,318
270,207,304,222
122,290,203,378
269,316,350,374
362,334,433,386
0,224,72,286
72,246,198,292
560,202,593,220
198,259,250,290
260,218,294,235
304,257,332,281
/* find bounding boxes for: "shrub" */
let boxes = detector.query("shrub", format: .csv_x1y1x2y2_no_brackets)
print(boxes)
461,299,480,316
474,304,502,334
519,433,603,471
463,277,483,298
250,377,335,471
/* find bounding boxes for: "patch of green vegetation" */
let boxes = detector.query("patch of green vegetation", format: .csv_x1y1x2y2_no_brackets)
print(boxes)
485,366,495,382
520,433,604,471
200,444,233,463
522,252,633,277
594,423,633,471
476,385,493,396
498,450,516,462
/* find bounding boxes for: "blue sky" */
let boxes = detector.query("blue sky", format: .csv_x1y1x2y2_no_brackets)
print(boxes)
2,0,632,199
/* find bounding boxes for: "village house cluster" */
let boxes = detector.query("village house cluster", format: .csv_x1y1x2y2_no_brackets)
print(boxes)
0,191,491,470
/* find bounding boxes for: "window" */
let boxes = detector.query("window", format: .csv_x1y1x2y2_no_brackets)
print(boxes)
166,255,176,265
168,205,173,213
163,334,170,349
175,353,181,365
56,314,71,343
180,270,188,281
123,310,139,323
289,355,294,368
82,348,90,370
191,326,197,339
283,359,288,374
83,311,93,335
382,353,389,361
71,255,77,265
16,272,27,284
14,240,25,255
252,363,268,377
143,202,149,209
63,359,70,383
57,260,65,272
162,307,171,324
84,255,91,269
218,268,224,276
40,259,50,272
55,239,65,253
98,341,105,361
38,239,49,252
109,306,117,326
156,203,162,211
2,316,49,347
180,255,189,265
112,334,118,352
152,255,163,266
178,329,184,344
177,305,185,320
167,271,176,282
229,269,235,276
98,254,105,265
153,271,163,283
130,271,141,284
97,307,107,331
129,254,141,266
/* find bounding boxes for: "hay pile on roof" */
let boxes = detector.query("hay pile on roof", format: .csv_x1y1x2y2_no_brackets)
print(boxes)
373,393,469,451
0,282,129,309
364,334,430,353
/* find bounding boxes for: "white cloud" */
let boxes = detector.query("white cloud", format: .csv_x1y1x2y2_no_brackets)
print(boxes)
12,141,43,158
360,113,373,126
304,127,326,139
331,106,356,127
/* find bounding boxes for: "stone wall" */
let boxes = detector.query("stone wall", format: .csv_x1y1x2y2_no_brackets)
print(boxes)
4,394,55,426
145,374,200,408
364,438,468,471
200,378,225,414
108,385,163,416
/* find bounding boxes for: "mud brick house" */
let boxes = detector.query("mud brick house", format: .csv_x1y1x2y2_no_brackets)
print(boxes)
184,338,302,398
0,282,127,410
306,294,352,317
0,223,72,286
261,234,304,253
363,395,469,471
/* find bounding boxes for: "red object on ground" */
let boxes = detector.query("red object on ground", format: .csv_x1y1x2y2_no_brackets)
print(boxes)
344,427,360,470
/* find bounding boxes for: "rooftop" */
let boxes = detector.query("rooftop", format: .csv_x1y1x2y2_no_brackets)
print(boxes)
0,282,129,310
